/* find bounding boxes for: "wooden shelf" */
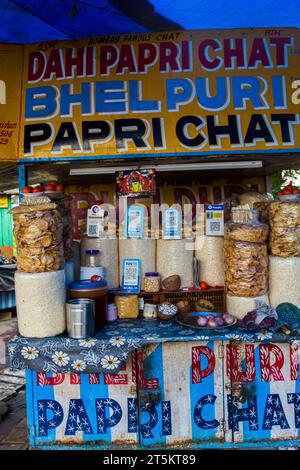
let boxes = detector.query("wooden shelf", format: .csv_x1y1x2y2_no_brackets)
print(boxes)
109,286,224,295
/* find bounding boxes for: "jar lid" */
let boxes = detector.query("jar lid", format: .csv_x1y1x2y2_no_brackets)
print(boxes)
145,272,159,277
69,279,107,289
85,250,100,255
107,303,117,309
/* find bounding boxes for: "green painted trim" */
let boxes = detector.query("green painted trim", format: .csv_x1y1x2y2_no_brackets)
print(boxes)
0,197,13,246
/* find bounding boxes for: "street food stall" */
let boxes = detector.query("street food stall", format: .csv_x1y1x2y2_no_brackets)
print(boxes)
0,192,16,314
2,27,300,449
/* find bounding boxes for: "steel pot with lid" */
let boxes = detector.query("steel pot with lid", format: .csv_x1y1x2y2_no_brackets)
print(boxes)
68,279,107,330
66,298,95,339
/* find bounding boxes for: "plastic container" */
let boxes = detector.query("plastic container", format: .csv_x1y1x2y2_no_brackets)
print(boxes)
138,296,145,313
15,270,66,338
68,279,107,330
106,303,118,322
85,249,101,267
144,272,161,292
80,266,105,281
143,303,158,320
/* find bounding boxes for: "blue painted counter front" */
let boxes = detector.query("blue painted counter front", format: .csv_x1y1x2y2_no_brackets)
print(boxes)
9,320,300,449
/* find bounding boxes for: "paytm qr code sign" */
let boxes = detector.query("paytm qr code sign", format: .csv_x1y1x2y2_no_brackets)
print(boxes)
205,204,224,236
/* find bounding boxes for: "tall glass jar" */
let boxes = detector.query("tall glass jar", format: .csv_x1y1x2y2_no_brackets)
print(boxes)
85,249,100,267
144,272,161,292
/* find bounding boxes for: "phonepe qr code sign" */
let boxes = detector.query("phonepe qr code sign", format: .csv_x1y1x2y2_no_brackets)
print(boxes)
87,219,104,238
205,204,224,236
124,262,138,285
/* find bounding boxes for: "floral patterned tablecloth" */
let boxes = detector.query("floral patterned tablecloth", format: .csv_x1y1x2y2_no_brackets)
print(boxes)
8,318,300,374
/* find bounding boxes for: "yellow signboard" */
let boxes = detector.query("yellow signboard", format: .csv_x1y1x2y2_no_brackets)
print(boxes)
0,195,8,208
19,28,300,160
0,44,23,161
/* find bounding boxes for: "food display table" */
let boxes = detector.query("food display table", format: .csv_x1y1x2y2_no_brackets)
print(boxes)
8,320,300,449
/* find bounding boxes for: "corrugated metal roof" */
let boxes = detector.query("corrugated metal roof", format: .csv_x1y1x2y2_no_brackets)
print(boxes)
0,0,299,44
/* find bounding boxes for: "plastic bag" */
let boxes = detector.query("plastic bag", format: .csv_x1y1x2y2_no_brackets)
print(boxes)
12,208,64,273
269,226,300,257
157,239,194,288
115,295,139,318
238,191,273,209
224,239,268,296
253,201,272,223
55,197,73,260
224,218,269,243
269,201,300,228
226,293,270,320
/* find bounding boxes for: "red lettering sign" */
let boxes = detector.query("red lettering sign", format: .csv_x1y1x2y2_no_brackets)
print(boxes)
192,346,215,384
260,343,284,382
226,344,255,383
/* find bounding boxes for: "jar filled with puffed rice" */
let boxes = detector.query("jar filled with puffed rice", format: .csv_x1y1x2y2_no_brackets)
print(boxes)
143,272,161,292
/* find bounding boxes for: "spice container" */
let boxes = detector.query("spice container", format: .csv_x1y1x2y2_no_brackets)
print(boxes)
66,299,95,339
106,303,118,322
68,279,107,330
85,249,101,267
138,296,145,313
144,272,161,292
143,303,158,320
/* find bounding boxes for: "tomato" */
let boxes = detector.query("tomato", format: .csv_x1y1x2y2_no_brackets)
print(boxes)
283,183,294,192
283,188,293,195
200,281,209,290
39,184,45,191
293,188,300,194
278,190,284,196
22,186,33,193
90,275,101,282
56,184,64,191
49,180,57,185
33,186,43,193
44,184,56,191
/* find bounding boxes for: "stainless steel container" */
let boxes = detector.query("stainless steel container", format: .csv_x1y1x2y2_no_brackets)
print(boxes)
66,298,95,339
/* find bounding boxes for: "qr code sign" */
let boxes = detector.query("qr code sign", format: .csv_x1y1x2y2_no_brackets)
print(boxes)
209,221,221,232
125,264,138,284
87,221,99,237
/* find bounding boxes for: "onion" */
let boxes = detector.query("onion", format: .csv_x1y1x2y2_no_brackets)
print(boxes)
215,317,224,326
223,312,235,325
207,318,218,328
206,315,214,320
197,316,208,326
